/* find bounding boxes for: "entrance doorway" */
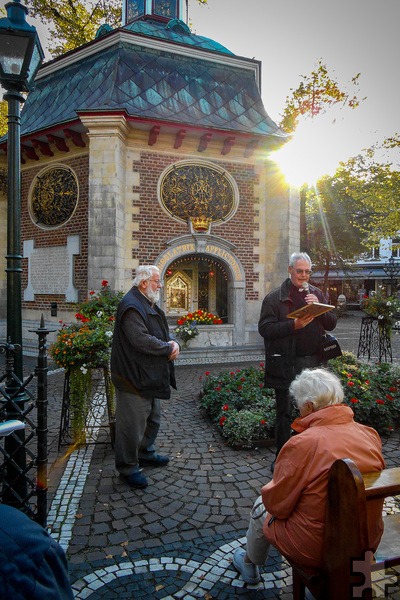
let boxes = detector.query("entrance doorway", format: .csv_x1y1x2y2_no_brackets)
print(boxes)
164,255,229,322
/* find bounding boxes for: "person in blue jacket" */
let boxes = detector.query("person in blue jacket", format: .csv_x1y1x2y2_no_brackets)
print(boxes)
0,503,73,599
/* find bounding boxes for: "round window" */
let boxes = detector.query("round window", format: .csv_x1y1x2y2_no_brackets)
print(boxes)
30,166,78,228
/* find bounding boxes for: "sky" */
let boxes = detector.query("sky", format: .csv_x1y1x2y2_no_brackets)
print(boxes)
187,0,400,181
22,0,400,181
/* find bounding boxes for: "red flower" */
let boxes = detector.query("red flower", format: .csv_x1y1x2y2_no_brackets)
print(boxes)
389,387,397,392
386,394,394,401
365,380,370,385
219,416,227,426
222,404,229,410
259,383,263,388
237,385,242,391
346,373,353,378
376,399,385,405
260,362,265,367
177,319,185,326
241,377,245,382
260,419,266,425
101,280,108,287
205,371,210,376
215,387,222,392
89,290,95,295
350,397,359,404
347,381,355,387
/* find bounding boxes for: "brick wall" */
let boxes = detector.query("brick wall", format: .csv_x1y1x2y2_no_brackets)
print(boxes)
21,155,89,312
132,152,260,300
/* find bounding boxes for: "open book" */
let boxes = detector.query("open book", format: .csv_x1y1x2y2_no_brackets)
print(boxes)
287,302,335,319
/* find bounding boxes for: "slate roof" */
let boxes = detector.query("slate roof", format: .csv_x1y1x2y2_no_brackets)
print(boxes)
19,20,286,142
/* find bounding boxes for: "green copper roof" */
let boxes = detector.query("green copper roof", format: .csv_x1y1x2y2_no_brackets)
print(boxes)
123,18,234,55
19,27,285,141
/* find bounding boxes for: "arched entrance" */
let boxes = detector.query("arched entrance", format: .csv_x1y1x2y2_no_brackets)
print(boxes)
156,235,246,345
164,254,229,322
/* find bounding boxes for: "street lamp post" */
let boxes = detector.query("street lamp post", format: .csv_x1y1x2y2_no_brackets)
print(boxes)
0,0,43,503
383,256,400,293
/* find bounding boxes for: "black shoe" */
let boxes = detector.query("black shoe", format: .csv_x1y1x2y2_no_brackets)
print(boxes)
139,454,170,467
121,471,148,488
270,459,275,473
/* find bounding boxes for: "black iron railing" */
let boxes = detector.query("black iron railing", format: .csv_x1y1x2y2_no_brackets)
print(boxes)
0,317,52,526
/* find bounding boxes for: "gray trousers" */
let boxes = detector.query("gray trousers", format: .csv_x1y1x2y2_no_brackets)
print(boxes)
114,389,161,476
246,496,271,565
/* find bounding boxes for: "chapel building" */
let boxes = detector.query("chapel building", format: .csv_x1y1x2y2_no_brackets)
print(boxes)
0,0,299,362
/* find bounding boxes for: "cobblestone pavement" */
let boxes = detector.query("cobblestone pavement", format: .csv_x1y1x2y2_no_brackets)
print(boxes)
29,312,400,597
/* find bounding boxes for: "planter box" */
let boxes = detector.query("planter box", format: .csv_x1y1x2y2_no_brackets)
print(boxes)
181,324,233,348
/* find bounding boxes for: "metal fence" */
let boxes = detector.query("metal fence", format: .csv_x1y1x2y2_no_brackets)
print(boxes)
0,318,51,527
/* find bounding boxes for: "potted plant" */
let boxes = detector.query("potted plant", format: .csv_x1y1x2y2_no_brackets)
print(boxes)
50,280,123,445
174,309,223,348
363,287,400,335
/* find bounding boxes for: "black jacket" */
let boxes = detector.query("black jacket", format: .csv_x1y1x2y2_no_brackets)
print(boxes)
111,286,177,398
258,278,337,389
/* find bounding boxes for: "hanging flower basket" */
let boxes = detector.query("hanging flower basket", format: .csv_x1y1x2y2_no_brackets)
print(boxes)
50,280,122,444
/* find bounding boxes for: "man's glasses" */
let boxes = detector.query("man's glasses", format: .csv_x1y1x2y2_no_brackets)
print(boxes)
294,269,312,275
149,278,162,285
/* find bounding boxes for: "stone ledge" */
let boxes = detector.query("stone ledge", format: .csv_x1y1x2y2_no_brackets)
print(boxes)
175,344,264,366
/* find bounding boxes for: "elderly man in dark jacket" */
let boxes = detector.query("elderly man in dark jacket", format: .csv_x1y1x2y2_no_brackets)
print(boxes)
111,265,180,488
258,252,337,467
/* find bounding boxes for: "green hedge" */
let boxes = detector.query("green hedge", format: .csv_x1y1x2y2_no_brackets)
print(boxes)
199,353,400,449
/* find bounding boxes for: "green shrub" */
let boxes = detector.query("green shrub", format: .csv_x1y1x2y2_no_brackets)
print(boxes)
329,354,400,435
199,365,276,448
199,354,400,448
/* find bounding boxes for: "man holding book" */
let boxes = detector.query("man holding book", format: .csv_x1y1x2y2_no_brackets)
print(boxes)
258,252,337,465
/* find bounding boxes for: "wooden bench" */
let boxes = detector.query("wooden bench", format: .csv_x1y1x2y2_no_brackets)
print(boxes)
289,458,400,599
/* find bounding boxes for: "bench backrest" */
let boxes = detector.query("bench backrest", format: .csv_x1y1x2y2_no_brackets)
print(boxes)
321,458,400,599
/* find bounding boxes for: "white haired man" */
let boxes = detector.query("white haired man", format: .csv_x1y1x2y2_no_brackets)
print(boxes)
258,252,337,468
111,265,180,488
233,368,384,584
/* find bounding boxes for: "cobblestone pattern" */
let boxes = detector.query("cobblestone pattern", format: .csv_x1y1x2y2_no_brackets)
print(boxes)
24,312,400,597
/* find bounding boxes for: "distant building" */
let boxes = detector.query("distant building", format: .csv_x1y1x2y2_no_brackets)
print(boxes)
312,237,400,306
0,0,297,361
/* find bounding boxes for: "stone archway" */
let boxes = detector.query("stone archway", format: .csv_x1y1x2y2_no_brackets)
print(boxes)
156,235,245,345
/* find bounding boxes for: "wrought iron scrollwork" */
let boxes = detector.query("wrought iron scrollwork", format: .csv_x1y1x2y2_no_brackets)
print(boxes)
160,162,236,228
357,316,392,363
31,166,78,228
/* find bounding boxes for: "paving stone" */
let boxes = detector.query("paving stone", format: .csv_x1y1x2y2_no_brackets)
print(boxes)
38,312,400,598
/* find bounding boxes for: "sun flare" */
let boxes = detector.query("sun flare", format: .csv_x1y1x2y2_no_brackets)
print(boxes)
272,111,358,187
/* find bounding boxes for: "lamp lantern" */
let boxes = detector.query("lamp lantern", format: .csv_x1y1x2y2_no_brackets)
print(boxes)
0,0,44,93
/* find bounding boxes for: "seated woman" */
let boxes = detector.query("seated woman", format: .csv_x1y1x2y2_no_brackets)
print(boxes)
233,368,385,585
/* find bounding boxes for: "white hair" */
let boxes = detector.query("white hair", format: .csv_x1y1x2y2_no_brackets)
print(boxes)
289,368,344,412
132,265,159,287
289,252,312,268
